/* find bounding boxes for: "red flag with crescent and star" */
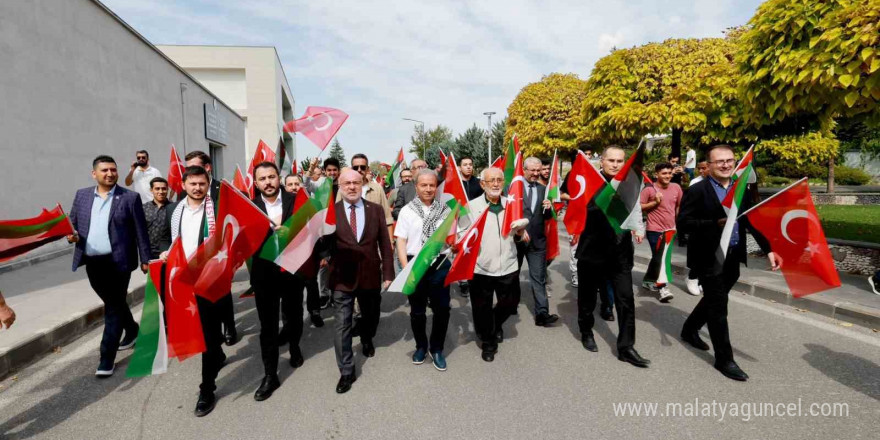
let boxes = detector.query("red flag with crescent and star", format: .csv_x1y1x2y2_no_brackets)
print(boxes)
167,145,185,197
186,181,272,302
741,178,841,297
232,165,249,195
283,106,349,151
500,151,525,237
163,238,205,360
562,151,607,237
444,208,489,286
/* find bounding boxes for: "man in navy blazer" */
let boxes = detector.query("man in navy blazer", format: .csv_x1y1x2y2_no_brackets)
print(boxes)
67,155,151,378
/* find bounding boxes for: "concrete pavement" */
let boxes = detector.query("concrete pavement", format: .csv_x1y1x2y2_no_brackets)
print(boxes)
1,238,878,439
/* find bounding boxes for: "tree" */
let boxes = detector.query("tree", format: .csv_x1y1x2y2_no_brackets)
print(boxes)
327,138,347,167
452,124,488,169
582,37,742,157
507,73,590,158
425,139,455,170
491,118,506,162
410,124,454,161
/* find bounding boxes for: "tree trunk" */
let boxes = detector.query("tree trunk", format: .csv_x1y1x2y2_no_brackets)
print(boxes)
827,156,835,194
671,128,682,160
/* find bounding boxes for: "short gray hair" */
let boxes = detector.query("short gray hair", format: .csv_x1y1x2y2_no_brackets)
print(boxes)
524,157,542,169
480,167,503,180
415,169,439,183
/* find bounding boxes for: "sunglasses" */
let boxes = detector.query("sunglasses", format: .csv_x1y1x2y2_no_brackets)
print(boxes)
352,165,368,171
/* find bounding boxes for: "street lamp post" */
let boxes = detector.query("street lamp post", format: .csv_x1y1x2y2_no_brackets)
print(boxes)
483,111,496,165
402,118,426,158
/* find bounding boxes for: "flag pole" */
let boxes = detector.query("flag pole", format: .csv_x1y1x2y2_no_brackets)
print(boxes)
737,177,808,219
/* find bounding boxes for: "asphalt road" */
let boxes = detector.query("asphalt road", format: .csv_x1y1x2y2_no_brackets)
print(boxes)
1,239,878,440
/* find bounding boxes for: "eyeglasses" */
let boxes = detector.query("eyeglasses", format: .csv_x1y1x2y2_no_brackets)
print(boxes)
709,159,736,166
352,165,368,171
484,178,504,184
340,180,362,187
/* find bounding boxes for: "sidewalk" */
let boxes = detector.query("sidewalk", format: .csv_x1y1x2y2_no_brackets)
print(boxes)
0,255,147,379
633,240,880,329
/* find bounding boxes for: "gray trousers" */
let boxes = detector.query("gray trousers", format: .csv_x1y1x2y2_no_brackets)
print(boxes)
333,289,381,375
518,248,549,315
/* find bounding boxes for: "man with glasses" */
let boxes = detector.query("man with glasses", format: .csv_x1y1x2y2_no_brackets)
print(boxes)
393,159,427,220
388,168,413,208
124,150,162,203
678,144,781,382
342,154,393,237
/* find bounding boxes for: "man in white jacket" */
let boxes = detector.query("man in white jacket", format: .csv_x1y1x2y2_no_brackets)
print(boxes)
468,167,528,362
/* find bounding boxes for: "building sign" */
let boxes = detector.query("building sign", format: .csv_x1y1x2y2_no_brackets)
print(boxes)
204,100,229,146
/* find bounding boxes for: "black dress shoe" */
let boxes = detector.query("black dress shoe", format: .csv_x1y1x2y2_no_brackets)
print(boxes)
618,347,650,368
310,311,325,328
362,341,375,358
224,326,238,346
535,313,559,327
336,373,357,394
289,347,304,368
600,308,615,321
581,334,598,352
254,375,281,401
194,392,216,417
715,360,749,381
494,329,503,344
481,350,495,362
681,330,710,351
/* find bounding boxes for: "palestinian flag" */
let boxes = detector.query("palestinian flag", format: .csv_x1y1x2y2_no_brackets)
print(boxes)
594,143,645,234
717,163,754,268
388,206,459,295
500,134,521,188
732,144,756,184
126,260,168,377
438,152,471,226
543,150,562,261
0,205,74,262
276,134,295,175
261,177,336,274
655,229,677,286
385,148,406,189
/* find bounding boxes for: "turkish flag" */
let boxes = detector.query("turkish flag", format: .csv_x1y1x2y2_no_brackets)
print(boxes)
164,239,205,360
445,208,489,286
246,140,277,198
743,179,841,297
501,152,525,237
167,145,185,197
232,165,249,195
545,218,560,261
283,106,349,151
188,181,272,302
563,151,607,237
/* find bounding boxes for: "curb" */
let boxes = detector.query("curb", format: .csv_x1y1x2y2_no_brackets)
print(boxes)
633,255,880,330
0,283,147,381
0,247,74,275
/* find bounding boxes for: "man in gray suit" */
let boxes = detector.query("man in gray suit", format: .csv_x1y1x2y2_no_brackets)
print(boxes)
517,156,559,327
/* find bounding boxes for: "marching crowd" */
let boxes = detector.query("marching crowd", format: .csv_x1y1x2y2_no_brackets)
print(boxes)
65,143,781,417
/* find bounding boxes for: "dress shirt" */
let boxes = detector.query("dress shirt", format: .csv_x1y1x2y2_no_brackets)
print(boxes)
343,198,365,242
708,176,739,247
85,186,115,256
262,194,283,225
180,199,206,258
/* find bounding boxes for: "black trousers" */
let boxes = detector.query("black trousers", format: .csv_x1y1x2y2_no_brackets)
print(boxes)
219,294,235,332
197,295,226,394
254,270,304,376
85,255,136,365
577,259,636,351
305,277,321,313
469,272,521,352
409,259,451,353
333,289,381,375
682,257,741,363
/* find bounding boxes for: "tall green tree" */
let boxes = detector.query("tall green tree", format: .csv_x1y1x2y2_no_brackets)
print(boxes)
327,138,347,167
410,124,454,161
425,139,456,169
452,124,488,169
507,73,590,158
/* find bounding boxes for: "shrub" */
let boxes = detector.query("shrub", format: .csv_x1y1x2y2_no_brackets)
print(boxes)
765,176,792,186
833,166,872,186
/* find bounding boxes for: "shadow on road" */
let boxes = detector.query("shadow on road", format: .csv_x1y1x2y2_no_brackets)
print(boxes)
801,343,880,401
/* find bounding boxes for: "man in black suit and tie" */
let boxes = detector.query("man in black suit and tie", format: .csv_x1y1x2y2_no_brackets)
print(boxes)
517,156,559,327
184,151,237,346
323,169,394,394
677,144,781,381
67,155,152,378
249,162,306,401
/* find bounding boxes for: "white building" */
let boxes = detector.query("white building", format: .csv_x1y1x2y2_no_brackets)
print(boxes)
156,45,296,165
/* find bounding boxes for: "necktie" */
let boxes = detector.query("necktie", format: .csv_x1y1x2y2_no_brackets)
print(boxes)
350,205,358,240
529,183,537,212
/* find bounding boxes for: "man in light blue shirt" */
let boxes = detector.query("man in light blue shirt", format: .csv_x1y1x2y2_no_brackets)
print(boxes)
84,186,115,256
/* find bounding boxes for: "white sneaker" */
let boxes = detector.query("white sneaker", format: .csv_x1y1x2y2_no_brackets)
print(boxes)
869,276,879,295
95,366,115,377
658,287,674,303
571,275,578,287
642,281,659,292
686,278,701,296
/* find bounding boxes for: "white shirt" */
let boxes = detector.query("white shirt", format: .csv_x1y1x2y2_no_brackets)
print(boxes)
685,149,696,168
690,175,705,185
180,199,206,258
395,201,444,256
262,194,283,225
342,198,365,241
131,166,162,203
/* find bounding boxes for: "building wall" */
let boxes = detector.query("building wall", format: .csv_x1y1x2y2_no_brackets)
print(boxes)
0,0,246,219
156,45,295,165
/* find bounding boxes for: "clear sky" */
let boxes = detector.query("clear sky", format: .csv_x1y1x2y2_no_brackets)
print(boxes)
103,0,765,164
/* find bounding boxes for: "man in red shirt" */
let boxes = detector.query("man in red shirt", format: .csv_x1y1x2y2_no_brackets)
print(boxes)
639,162,683,302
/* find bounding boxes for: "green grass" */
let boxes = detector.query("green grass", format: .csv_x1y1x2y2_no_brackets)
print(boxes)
814,205,880,244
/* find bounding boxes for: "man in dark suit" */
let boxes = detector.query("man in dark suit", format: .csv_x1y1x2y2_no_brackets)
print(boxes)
574,146,649,368
677,144,781,381
517,156,559,327
184,150,237,346
323,169,394,394
249,162,306,401
67,155,151,377
392,159,427,220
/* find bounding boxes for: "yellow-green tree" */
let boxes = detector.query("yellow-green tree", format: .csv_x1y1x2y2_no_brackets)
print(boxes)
737,0,880,128
582,37,743,157
506,73,590,158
